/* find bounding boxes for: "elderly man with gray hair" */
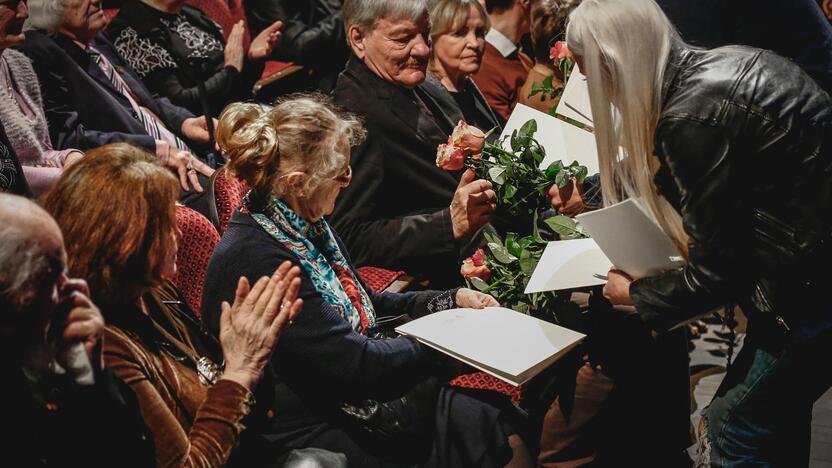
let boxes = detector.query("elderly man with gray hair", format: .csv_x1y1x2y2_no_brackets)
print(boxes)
0,193,153,467
330,0,498,289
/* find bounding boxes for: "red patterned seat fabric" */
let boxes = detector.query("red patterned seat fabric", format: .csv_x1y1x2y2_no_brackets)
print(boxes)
450,372,523,406
356,266,404,293
214,168,249,234
174,206,221,316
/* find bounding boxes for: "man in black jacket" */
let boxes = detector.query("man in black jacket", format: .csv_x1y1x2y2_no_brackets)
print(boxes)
331,0,497,289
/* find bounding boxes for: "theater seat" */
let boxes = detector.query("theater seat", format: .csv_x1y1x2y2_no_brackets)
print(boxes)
212,168,249,234
174,205,221,316
450,372,523,406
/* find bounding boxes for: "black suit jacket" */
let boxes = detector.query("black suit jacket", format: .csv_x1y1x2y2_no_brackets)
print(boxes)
331,57,470,289
17,31,195,154
0,121,32,197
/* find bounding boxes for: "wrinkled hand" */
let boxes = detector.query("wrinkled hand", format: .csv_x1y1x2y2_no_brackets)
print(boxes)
180,116,215,143
220,261,303,391
167,150,214,192
548,178,585,217
602,269,634,307
451,169,496,240
63,150,84,168
54,279,104,359
248,20,282,60
224,21,246,71
455,288,499,309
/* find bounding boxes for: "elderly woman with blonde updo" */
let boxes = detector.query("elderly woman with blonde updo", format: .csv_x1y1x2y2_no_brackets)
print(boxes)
203,94,534,467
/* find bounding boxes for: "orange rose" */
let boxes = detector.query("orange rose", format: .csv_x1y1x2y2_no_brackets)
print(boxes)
436,142,466,171
460,248,491,281
451,120,485,153
549,41,572,62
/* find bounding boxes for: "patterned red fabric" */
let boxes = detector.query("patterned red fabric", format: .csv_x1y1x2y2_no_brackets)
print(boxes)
174,206,221,316
185,0,251,49
450,372,523,406
356,266,404,293
332,264,373,333
213,168,249,234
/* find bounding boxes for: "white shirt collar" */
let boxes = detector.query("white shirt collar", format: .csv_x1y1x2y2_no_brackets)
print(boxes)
486,28,517,58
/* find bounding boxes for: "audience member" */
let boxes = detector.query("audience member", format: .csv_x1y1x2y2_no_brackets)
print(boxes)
19,0,216,196
41,143,341,468
0,120,32,196
331,0,496,289
655,0,832,92
427,0,501,132
203,95,534,467
0,193,154,467
108,0,282,117
1,0,83,196
517,0,580,114
247,0,349,91
471,0,532,123
568,0,832,465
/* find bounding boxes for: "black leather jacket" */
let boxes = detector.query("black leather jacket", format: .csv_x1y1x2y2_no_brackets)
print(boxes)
630,43,832,341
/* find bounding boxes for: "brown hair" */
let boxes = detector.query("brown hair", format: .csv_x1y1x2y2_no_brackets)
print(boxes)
530,0,581,65
216,93,366,204
42,143,179,310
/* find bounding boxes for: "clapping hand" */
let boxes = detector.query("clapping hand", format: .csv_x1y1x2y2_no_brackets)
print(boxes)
219,261,303,391
249,20,283,60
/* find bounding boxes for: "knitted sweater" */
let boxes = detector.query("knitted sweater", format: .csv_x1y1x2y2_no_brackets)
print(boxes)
0,49,77,195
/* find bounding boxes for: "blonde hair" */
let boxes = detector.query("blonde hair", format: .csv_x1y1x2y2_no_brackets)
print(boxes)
566,0,688,254
216,94,366,203
429,0,490,43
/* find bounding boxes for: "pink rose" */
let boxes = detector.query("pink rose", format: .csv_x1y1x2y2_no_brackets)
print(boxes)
460,248,491,281
436,143,466,171
550,41,573,62
451,120,485,153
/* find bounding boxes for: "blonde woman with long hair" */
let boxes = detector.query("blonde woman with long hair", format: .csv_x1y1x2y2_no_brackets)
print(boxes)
566,0,832,465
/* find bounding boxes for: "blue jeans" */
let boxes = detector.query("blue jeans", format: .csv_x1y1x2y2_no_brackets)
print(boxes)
699,321,832,467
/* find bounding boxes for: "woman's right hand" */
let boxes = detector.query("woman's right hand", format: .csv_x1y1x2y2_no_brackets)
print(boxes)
219,261,303,391
166,149,214,193
224,21,246,72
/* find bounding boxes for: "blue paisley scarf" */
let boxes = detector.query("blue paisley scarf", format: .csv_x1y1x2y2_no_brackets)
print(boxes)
243,194,376,333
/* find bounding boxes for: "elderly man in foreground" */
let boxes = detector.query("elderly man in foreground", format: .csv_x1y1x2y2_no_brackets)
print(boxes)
0,194,153,467
331,0,497,289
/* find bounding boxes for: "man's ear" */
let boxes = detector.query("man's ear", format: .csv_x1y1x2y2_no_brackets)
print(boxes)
347,25,367,59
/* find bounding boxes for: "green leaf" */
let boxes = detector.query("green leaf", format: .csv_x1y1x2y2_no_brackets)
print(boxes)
503,183,517,200
545,215,581,237
575,165,588,183
510,129,521,152
555,170,570,188
470,276,489,292
543,74,553,88
519,119,537,139
488,242,517,264
488,166,506,185
520,248,537,274
545,160,564,179
482,230,503,247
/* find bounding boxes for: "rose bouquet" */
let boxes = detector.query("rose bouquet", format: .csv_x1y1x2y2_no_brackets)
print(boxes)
437,119,589,320
437,119,588,218
528,41,575,115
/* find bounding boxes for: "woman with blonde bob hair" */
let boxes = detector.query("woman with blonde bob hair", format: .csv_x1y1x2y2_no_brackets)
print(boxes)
203,93,534,467
567,0,832,465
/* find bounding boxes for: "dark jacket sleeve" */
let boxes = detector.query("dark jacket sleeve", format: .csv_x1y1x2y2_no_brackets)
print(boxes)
144,65,240,115
630,117,749,333
329,136,458,269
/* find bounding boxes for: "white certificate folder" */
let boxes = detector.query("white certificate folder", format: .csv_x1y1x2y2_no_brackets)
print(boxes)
395,307,585,386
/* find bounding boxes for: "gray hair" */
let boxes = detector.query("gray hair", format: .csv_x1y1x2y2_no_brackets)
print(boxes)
343,0,429,35
25,0,66,33
0,225,51,314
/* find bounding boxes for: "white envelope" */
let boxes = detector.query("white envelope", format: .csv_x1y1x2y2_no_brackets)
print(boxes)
555,64,594,128
525,238,613,293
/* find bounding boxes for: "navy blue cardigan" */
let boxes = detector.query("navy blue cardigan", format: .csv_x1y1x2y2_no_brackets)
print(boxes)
202,210,448,447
